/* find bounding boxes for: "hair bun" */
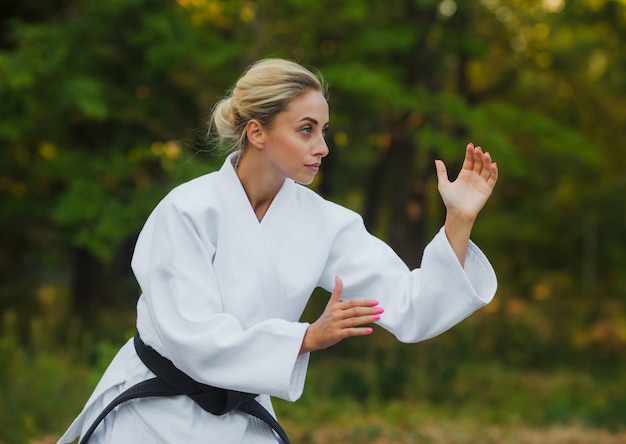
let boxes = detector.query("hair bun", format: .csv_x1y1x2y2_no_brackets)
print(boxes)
212,97,239,139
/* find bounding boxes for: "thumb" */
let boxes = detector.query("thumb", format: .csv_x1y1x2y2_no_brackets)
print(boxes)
434,159,449,186
328,276,344,305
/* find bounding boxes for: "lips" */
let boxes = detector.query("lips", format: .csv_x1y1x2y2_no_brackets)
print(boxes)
306,163,321,172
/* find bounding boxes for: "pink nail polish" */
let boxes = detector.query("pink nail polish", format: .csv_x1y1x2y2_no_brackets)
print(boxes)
372,315,380,321
371,300,379,306
365,328,373,333
376,307,384,314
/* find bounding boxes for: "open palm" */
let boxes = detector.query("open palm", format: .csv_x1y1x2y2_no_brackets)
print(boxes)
435,143,498,221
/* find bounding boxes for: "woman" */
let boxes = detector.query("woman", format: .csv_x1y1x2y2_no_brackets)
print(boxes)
59,58,498,444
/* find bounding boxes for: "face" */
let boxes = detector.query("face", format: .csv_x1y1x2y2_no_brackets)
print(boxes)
260,90,330,185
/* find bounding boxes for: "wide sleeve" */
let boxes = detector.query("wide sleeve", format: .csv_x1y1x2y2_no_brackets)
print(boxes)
319,216,497,343
132,195,309,402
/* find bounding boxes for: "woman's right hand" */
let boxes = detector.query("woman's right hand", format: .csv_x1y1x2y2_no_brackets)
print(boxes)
299,276,383,354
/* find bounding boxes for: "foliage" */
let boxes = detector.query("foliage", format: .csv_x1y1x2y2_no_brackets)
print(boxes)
0,310,124,443
275,396,626,443
1,0,626,441
2,301,625,442
297,303,626,418
1,0,625,313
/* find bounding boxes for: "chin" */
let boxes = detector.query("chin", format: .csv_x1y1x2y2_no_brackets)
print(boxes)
294,176,315,185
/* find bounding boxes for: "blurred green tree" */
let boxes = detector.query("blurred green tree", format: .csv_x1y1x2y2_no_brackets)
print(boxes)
0,0,237,319
0,0,624,348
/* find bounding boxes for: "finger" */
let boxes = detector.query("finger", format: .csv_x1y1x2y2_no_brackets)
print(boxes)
480,151,492,181
343,326,374,338
328,276,343,305
462,142,475,171
340,304,384,321
434,159,449,186
472,145,483,173
487,162,498,187
350,312,382,326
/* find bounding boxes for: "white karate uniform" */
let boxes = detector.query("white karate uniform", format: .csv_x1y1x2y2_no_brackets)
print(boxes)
59,153,497,443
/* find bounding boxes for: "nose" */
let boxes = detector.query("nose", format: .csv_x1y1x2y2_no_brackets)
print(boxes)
317,137,329,158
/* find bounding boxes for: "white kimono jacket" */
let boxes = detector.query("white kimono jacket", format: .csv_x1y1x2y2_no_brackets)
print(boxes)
59,153,497,444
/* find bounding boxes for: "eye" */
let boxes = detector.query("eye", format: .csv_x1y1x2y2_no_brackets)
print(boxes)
322,127,329,137
300,126,312,135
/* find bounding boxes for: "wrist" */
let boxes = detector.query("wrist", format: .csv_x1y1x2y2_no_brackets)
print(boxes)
299,327,315,355
443,212,474,267
445,208,477,226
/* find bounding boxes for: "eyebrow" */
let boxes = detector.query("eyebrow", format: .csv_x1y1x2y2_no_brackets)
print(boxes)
299,117,330,127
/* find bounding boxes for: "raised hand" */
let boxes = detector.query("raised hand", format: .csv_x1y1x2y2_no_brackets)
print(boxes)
434,142,498,222
434,143,498,265
299,276,383,354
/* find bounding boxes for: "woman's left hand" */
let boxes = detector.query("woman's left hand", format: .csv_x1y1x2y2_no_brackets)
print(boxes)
435,142,498,222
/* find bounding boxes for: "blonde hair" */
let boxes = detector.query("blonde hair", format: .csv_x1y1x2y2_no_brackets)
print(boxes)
209,58,327,153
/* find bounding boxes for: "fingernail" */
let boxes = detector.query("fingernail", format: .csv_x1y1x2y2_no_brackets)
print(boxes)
365,328,373,333
372,315,380,321
376,307,384,314
371,300,379,306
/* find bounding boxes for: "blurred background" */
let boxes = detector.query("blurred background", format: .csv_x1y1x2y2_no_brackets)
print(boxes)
1,0,625,442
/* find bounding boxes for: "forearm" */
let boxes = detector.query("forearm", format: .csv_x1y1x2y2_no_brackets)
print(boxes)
443,210,476,267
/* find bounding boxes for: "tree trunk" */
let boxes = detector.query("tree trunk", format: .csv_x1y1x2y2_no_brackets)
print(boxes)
363,131,432,268
71,247,106,320
70,235,138,321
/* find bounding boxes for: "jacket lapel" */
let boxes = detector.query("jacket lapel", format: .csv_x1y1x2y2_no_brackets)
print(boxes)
214,154,292,319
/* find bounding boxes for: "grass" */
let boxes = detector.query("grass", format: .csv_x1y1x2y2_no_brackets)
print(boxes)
271,355,626,444
274,397,626,444
3,290,626,444
280,418,626,444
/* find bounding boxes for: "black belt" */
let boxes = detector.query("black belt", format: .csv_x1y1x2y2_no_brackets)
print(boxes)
79,333,290,443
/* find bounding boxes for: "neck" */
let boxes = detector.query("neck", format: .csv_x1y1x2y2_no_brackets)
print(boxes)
235,151,283,222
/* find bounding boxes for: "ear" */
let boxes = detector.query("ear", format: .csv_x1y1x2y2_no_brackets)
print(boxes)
245,119,266,150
